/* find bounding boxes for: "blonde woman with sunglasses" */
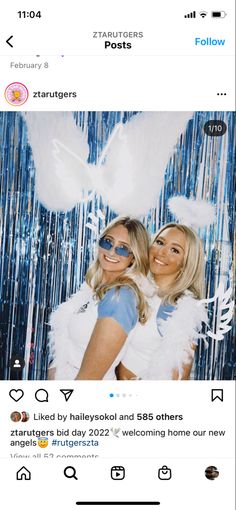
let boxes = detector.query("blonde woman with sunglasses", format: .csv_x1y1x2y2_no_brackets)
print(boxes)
117,223,208,380
48,216,152,380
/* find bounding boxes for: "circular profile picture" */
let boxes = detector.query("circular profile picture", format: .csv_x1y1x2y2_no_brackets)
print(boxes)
4,82,29,106
21,411,30,422
205,465,219,480
10,411,21,423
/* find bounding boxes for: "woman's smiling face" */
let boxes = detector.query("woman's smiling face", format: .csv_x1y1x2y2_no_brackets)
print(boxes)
98,225,134,278
149,227,187,283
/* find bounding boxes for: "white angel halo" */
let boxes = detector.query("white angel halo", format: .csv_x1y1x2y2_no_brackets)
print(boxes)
168,195,216,228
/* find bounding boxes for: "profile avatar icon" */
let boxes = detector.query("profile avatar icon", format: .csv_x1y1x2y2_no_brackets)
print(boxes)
10,411,21,423
5,82,29,106
21,411,30,422
205,466,219,480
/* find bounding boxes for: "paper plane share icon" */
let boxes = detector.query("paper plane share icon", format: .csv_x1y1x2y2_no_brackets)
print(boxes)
60,389,74,402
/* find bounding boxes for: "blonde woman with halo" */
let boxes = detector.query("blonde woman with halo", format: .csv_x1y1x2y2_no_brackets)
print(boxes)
117,223,208,380
48,216,151,380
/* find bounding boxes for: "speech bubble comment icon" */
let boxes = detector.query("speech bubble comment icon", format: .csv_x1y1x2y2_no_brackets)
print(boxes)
35,389,49,402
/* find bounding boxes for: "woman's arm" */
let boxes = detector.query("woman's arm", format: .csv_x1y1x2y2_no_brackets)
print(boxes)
171,362,193,380
116,362,137,380
77,286,138,380
171,344,196,380
76,317,127,380
47,367,56,380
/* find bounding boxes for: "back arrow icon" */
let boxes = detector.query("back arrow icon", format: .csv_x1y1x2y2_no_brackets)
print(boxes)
6,36,13,48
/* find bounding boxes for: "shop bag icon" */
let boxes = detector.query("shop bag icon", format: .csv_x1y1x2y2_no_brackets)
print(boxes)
158,465,172,480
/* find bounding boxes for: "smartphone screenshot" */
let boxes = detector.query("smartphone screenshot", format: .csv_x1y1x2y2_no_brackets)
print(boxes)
0,1,235,509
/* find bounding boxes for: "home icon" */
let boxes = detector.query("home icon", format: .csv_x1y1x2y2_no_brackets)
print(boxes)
16,466,31,480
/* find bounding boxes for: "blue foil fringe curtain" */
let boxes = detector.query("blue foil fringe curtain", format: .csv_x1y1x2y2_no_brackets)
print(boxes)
0,111,235,380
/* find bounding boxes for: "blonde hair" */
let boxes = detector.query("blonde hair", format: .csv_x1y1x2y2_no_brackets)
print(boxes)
152,222,205,304
86,216,150,323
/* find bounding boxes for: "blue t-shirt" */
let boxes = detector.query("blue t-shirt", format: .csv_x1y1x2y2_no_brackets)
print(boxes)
98,286,138,335
156,302,176,336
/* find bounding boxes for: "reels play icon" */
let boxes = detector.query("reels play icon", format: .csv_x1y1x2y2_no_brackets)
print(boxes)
111,466,125,480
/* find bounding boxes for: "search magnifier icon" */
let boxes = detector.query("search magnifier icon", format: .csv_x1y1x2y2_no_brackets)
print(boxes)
64,466,78,480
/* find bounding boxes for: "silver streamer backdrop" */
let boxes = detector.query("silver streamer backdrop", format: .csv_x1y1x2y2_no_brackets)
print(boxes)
0,111,235,380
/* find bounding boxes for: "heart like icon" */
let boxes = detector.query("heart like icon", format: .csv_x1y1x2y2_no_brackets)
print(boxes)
9,389,24,402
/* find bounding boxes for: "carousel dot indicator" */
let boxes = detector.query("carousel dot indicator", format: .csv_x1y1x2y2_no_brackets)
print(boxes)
109,393,114,397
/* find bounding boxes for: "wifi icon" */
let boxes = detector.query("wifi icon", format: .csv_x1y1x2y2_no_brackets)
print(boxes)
199,11,208,17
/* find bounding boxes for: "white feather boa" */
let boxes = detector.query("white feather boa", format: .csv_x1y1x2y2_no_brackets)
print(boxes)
147,293,208,380
48,283,95,378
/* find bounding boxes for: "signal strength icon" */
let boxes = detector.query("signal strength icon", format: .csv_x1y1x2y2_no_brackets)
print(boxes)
199,11,208,17
184,11,196,18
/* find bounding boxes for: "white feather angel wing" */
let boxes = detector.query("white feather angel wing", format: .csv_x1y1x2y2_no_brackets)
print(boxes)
95,112,193,216
24,112,93,211
198,283,233,341
24,111,193,216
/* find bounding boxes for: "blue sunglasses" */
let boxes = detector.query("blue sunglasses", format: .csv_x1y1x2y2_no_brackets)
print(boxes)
98,237,132,258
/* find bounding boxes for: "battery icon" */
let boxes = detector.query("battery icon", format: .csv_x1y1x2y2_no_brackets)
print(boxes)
211,11,227,18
